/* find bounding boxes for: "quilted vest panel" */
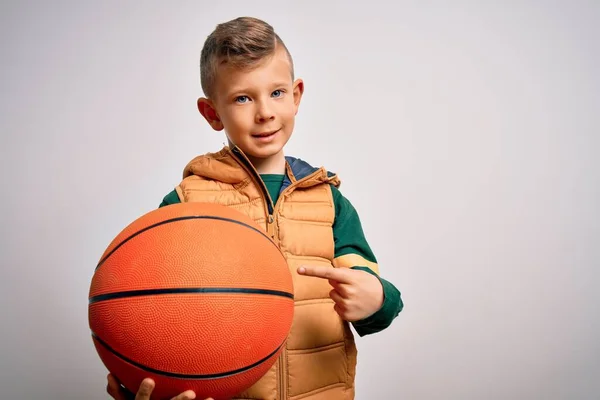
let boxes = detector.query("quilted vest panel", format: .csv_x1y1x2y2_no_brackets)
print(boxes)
175,152,356,400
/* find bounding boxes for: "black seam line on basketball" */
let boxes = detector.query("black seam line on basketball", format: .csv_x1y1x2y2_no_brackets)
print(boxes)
91,331,284,380
89,287,294,304
95,215,279,271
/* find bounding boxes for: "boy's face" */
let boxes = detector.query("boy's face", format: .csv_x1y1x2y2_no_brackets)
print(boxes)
198,46,304,168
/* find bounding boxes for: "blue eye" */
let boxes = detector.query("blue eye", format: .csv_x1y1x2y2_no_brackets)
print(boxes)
272,90,283,98
235,96,249,104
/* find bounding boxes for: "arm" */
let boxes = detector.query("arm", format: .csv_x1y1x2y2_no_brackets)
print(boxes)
329,185,404,336
159,189,181,208
159,186,403,335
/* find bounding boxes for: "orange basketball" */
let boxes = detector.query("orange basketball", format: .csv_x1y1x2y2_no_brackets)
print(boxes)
88,202,294,400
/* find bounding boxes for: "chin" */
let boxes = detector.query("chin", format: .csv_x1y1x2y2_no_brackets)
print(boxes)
241,142,286,158
246,148,284,160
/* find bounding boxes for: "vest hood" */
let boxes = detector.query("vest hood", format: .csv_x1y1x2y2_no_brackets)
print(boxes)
182,146,341,190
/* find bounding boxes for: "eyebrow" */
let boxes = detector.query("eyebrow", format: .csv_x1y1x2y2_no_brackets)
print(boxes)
227,82,291,95
270,81,290,88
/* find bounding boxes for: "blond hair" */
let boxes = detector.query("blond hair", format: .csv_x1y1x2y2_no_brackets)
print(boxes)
200,17,294,98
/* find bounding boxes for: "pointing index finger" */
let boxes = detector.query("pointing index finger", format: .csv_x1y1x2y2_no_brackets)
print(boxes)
297,265,352,283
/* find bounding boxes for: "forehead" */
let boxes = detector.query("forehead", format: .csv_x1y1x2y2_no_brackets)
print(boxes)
214,47,293,96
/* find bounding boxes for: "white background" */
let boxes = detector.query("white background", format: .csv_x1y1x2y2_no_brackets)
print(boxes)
1,1,599,399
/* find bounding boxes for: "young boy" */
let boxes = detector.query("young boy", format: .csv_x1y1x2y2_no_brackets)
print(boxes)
107,16,403,400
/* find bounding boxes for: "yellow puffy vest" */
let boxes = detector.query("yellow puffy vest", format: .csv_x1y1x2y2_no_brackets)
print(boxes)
174,146,357,400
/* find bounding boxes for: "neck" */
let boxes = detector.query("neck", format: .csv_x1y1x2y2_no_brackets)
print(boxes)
248,151,286,174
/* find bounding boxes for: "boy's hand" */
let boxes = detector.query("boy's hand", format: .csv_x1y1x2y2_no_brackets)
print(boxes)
297,265,384,321
107,373,211,400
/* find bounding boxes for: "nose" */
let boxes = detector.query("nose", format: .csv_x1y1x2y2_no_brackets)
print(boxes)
255,99,275,123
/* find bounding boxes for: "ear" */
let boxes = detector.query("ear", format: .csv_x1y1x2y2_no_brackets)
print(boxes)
292,79,304,115
197,98,224,131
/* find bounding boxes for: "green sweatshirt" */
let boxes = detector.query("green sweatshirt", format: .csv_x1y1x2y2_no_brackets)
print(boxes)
159,174,403,337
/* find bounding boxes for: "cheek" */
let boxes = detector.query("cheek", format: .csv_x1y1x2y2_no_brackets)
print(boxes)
222,108,252,130
280,101,297,121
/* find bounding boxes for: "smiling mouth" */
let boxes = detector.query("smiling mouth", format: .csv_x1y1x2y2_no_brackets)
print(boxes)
252,129,280,138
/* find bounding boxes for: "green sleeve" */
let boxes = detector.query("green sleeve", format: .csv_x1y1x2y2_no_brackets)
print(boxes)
350,266,403,335
159,189,181,208
331,185,404,336
332,186,377,262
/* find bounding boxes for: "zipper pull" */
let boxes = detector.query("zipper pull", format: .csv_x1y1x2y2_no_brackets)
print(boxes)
267,214,275,239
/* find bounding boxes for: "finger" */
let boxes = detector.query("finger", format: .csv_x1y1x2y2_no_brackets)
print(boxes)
297,265,353,284
327,279,357,297
327,278,344,289
332,281,355,298
135,378,155,400
329,288,346,305
333,303,344,318
170,390,197,400
107,374,126,400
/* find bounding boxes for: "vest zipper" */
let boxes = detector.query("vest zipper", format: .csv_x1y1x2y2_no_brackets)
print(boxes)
230,147,332,400
229,147,275,236
230,147,284,397
267,170,328,400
